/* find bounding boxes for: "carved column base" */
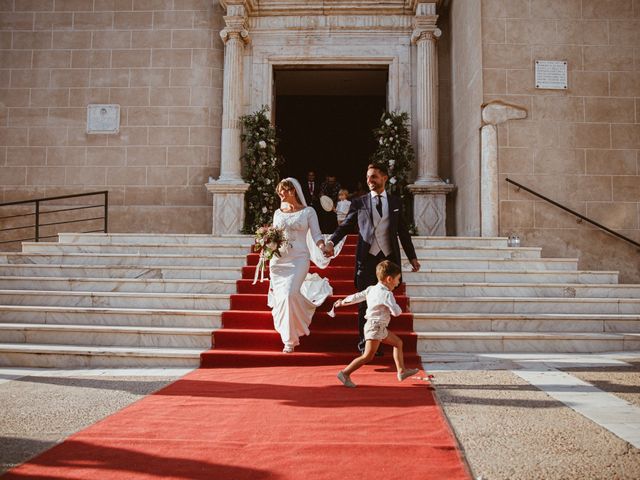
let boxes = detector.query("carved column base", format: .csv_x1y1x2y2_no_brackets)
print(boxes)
407,182,456,236
206,181,250,236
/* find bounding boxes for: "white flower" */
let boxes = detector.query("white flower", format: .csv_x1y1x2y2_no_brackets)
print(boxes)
379,138,384,145
389,137,394,142
385,118,392,126
265,178,271,184
262,206,268,213
389,159,396,166
267,241,277,250
389,177,397,184
258,140,267,149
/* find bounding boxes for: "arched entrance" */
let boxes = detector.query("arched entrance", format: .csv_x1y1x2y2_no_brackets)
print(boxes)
274,69,387,192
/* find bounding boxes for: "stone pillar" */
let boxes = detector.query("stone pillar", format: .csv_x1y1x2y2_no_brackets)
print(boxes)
408,2,454,235
206,2,250,235
480,100,527,236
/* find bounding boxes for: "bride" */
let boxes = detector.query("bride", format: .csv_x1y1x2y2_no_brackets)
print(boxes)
268,177,333,353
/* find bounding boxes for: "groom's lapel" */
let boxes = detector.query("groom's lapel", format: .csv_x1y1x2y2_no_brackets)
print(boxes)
364,193,373,223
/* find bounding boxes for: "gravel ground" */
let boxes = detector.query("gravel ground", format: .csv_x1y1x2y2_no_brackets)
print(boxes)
562,361,640,408
0,374,183,474
433,369,640,480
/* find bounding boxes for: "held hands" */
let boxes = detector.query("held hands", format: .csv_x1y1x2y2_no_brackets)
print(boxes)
409,258,421,272
323,242,335,258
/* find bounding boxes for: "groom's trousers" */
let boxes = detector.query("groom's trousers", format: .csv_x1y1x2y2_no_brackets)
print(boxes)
356,250,389,353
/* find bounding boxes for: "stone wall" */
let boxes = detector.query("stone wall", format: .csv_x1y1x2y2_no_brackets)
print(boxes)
0,0,224,234
442,0,484,237
481,0,640,282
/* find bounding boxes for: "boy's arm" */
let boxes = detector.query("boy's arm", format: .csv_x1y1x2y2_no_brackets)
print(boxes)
384,292,403,317
336,288,368,307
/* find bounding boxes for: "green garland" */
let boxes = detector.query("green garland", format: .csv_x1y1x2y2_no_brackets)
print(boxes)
370,111,415,230
240,106,283,234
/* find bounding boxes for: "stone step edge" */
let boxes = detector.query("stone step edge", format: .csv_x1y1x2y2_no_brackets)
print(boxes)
412,313,640,321
0,343,204,357
415,332,640,340
0,323,213,335
409,296,640,304
5,252,249,260
58,233,508,241
0,276,238,285
0,305,224,315
0,290,233,300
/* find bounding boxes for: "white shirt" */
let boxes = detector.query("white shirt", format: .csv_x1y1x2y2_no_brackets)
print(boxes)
339,282,402,326
336,199,351,223
369,190,391,256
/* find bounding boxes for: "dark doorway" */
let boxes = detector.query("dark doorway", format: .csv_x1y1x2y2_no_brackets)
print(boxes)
274,69,387,193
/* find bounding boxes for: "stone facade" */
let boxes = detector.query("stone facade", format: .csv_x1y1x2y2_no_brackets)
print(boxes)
479,0,640,282
0,0,225,234
1,0,639,281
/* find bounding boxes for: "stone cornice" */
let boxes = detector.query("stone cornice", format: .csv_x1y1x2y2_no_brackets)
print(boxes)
219,0,440,17
248,14,413,32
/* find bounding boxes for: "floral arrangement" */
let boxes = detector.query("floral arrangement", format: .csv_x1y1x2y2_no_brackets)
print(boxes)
240,106,283,234
370,111,416,231
252,225,288,284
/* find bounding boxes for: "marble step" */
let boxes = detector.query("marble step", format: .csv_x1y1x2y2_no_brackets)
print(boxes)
0,290,232,310
0,276,238,294
1,252,248,268
0,264,243,280
0,343,203,367
403,270,618,284
416,331,640,354
405,283,640,298
25,242,545,263
0,305,223,328
56,237,541,259
22,242,253,256
59,233,510,248
0,323,213,348
409,297,640,314
59,233,253,246
412,313,640,333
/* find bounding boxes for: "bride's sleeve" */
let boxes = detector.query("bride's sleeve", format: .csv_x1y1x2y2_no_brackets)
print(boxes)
307,208,323,244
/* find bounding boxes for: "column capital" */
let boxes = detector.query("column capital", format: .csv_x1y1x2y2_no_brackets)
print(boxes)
412,2,440,44
220,2,250,45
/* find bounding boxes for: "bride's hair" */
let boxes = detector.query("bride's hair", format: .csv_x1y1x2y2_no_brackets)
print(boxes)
276,179,302,204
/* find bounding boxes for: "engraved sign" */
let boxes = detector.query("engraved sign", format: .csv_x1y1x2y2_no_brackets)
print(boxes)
87,104,120,134
535,60,568,90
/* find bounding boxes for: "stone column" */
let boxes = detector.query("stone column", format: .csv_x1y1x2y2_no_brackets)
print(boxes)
408,2,454,235
480,100,527,236
206,2,250,235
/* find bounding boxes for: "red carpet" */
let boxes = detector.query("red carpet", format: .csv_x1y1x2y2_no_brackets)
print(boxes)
3,235,471,480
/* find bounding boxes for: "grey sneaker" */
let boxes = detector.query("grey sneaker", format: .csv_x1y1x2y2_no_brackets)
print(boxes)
397,368,419,382
337,371,356,388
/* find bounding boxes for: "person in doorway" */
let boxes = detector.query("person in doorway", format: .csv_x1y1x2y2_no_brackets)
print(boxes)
335,188,351,225
301,170,321,211
324,163,420,354
332,260,419,388
319,174,340,233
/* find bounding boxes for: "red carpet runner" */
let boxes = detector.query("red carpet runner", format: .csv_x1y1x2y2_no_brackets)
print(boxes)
3,235,471,480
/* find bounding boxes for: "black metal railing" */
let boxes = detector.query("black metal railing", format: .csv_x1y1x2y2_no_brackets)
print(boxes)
0,191,108,247
505,178,640,250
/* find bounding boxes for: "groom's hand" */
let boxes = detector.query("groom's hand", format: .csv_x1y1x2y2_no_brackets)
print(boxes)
324,242,335,257
410,258,421,272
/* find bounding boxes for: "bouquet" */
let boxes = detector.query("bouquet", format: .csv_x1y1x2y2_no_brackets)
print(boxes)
252,225,288,284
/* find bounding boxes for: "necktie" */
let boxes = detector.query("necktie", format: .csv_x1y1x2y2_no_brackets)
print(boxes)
375,195,383,217
309,182,314,195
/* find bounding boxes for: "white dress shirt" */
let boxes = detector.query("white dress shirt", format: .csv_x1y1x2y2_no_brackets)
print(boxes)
339,282,402,326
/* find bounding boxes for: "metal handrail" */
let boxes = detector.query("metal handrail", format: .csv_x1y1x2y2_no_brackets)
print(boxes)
0,191,108,246
505,178,640,250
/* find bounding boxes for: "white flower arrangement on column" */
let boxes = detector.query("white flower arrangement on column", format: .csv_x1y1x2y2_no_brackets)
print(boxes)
240,106,283,234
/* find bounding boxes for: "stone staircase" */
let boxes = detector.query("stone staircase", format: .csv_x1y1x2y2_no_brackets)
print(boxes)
0,233,638,367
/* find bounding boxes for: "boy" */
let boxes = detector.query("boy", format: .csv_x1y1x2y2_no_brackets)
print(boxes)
332,260,419,388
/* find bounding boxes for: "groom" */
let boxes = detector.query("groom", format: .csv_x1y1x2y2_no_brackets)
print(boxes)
324,163,420,354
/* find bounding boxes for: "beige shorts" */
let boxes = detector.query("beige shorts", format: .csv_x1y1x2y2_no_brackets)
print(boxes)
364,321,389,341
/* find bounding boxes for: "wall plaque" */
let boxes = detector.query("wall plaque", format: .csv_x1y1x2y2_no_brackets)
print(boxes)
87,104,120,134
535,60,568,90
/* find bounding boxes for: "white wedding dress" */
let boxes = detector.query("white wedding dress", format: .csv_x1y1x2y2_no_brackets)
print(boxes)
267,207,332,350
